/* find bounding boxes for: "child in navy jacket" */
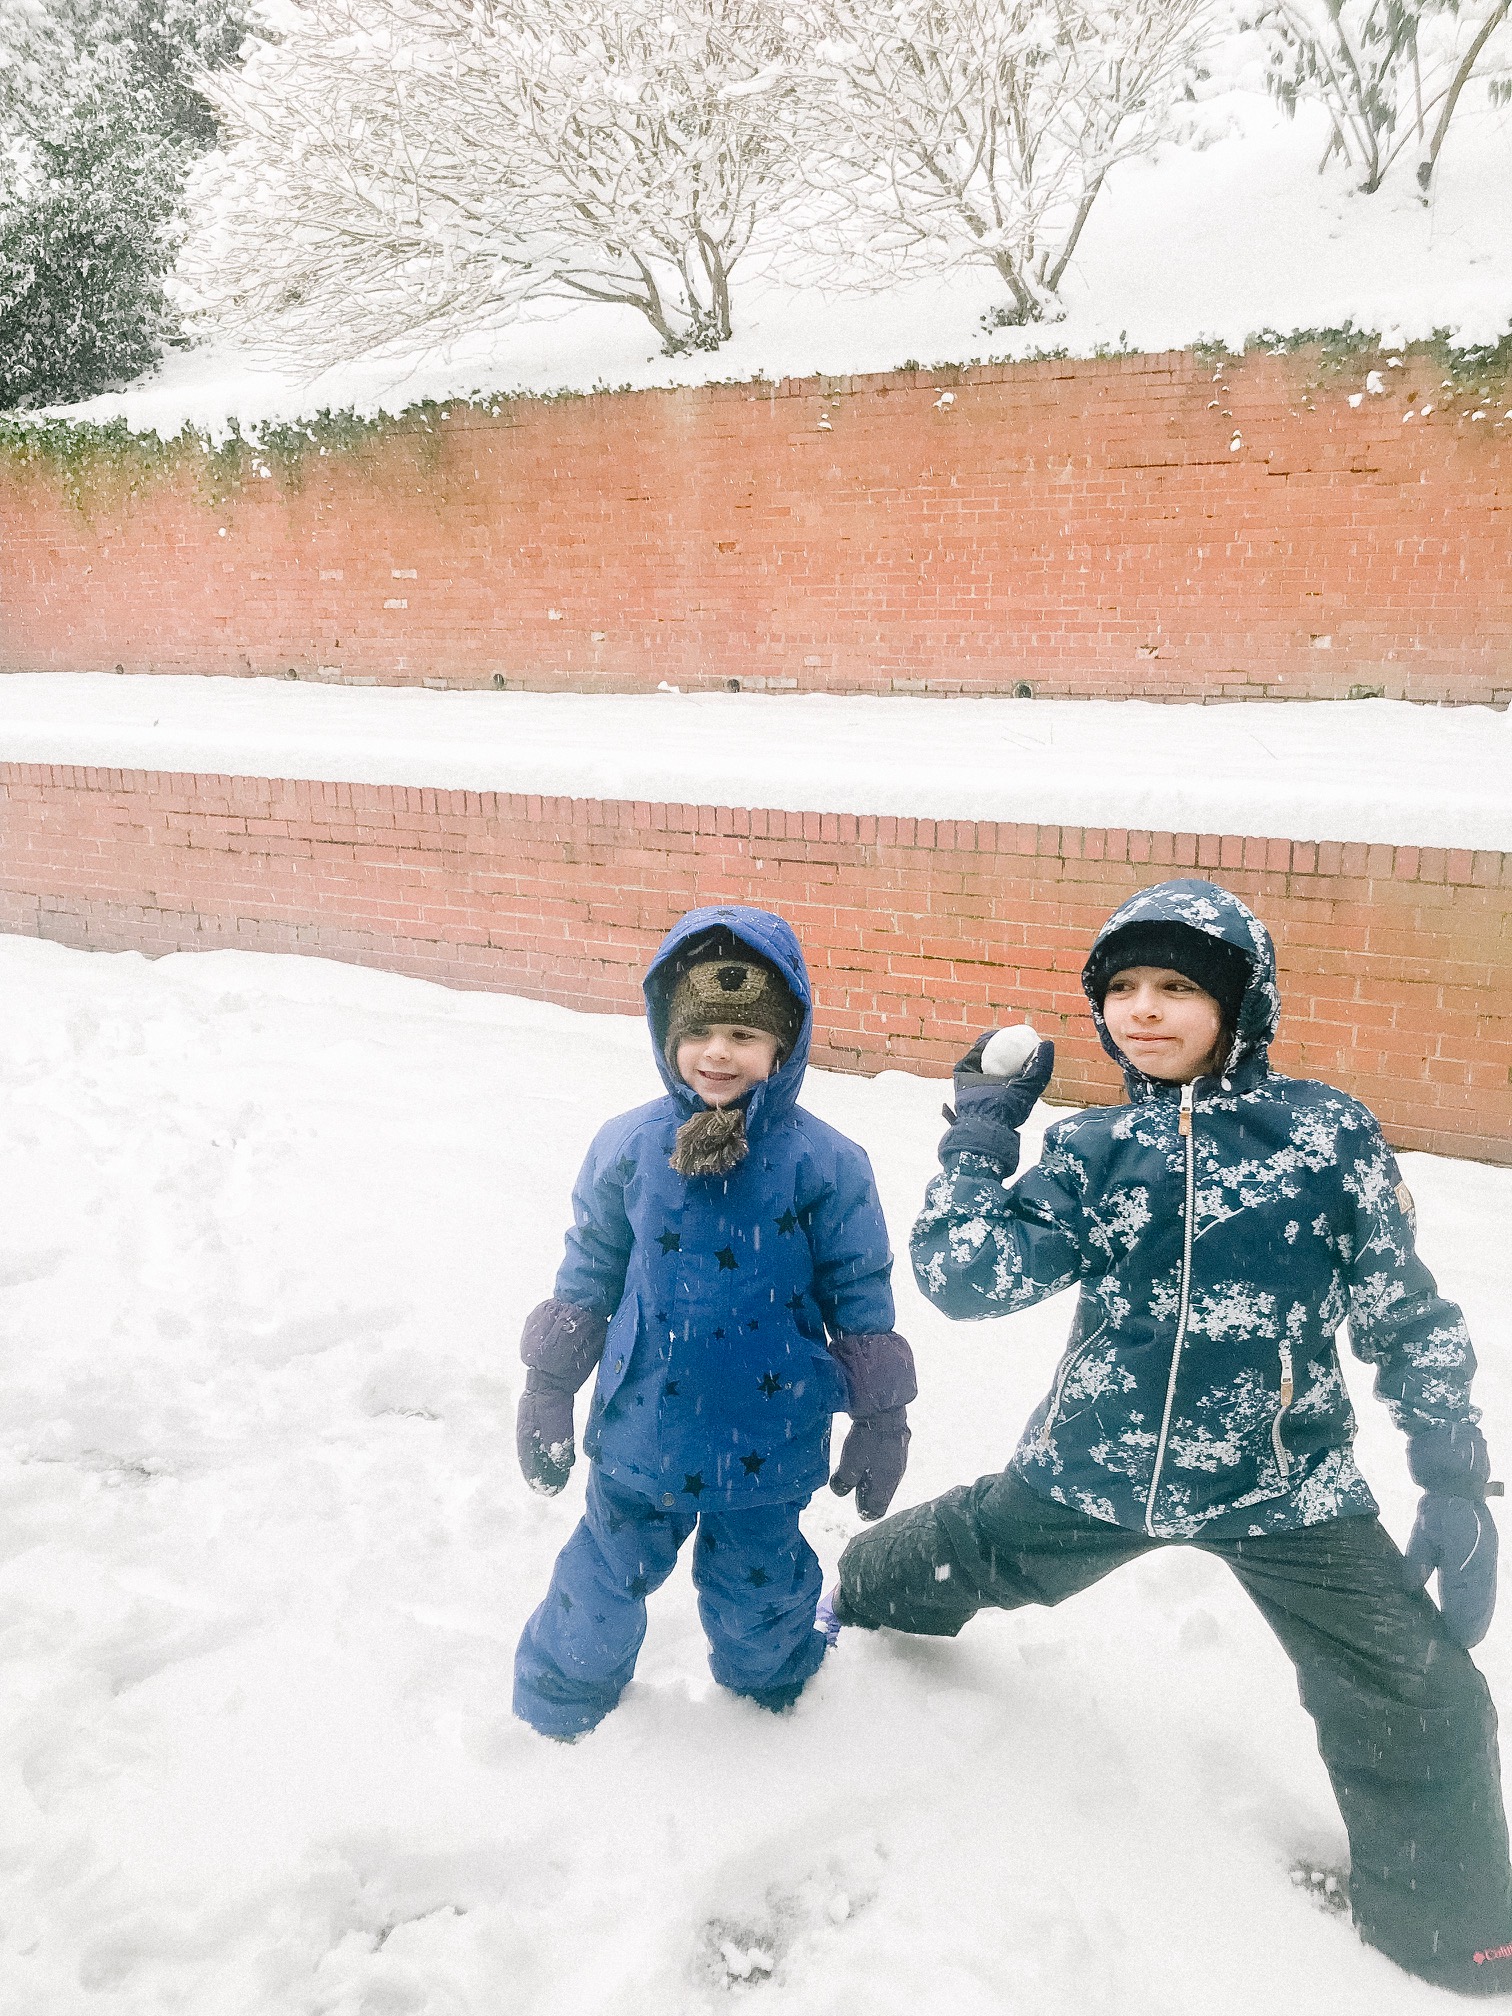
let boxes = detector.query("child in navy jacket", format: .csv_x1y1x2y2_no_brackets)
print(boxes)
513,905,916,1739
834,879,1512,1997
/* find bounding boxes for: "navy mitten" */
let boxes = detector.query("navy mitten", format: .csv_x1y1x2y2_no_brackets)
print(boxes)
937,1032,1056,1173
515,1298,609,1495
1403,1421,1503,1649
827,1329,918,1521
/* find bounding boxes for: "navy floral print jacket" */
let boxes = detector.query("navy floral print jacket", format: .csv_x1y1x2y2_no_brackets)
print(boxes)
557,906,896,1509
911,880,1478,1539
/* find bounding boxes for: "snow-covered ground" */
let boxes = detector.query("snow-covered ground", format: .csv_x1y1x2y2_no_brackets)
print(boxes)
51,93,1512,440
3,674,1509,849
0,930,1508,2014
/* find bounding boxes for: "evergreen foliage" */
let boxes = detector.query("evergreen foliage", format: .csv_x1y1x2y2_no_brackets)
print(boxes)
0,0,250,408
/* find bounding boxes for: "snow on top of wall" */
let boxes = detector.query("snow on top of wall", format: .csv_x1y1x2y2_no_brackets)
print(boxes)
2,673,1507,850
41,94,1512,441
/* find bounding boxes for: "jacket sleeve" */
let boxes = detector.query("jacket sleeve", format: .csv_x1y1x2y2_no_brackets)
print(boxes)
910,1127,1091,1322
804,1142,897,1338
553,1120,636,1319
1340,1113,1478,1433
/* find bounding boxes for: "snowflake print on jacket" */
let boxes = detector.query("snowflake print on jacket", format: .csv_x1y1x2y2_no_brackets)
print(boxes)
911,879,1477,1539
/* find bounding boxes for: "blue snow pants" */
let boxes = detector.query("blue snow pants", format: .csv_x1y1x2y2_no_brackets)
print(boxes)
514,1467,827,1738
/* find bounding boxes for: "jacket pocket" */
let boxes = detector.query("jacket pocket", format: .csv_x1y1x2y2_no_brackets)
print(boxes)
1038,1316,1106,1443
594,1297,642,1406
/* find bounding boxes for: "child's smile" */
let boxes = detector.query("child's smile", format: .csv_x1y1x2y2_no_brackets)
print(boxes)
675,1023,781,1107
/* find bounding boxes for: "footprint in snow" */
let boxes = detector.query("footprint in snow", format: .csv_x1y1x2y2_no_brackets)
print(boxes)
695,1845,881,1992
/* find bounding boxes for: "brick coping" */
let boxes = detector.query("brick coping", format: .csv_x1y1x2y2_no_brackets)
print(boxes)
6,762,1508,890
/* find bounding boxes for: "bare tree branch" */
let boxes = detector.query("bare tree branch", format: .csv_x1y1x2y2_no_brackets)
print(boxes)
799,0,1219,325
174,0,812,360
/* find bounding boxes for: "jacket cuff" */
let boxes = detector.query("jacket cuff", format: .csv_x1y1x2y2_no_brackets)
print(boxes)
520,1297,610,1392
828,1329,918,1418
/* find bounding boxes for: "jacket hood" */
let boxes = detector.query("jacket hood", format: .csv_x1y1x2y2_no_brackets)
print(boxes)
644,905,812,1128
1082,879,1281,1094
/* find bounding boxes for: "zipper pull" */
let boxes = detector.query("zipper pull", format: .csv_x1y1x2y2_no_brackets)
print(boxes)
1179,1082,1194,1137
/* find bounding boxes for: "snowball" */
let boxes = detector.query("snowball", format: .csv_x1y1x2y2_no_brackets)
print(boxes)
981,1025,1040,1079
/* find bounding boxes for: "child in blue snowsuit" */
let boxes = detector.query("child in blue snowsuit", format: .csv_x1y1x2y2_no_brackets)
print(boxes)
833,879,1512,1997
513,905,917,1739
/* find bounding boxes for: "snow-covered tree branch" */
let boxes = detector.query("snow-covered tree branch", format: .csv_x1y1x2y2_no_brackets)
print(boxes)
476,0,811,351
176,0,813,361
1253,0,1512,192
174,0,545,363
799,0,1220,326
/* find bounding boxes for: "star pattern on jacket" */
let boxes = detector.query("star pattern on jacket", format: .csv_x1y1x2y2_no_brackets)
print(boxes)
741,1450,766,1475
683,1472,706,1496
552,905,899,1511
757,1372,784,1397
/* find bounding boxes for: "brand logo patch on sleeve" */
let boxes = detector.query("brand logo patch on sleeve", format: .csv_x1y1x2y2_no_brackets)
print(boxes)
1395,1180,1416,1219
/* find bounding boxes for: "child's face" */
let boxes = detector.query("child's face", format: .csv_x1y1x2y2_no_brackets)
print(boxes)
1102,966,1226,1082
675,1023,782,1107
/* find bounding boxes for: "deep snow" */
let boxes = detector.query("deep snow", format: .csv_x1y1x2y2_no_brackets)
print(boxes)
46,92,1512,440
0,931,1507,2013
2,675,1509,849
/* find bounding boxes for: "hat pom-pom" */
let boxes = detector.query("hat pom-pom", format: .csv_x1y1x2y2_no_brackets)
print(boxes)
670,1106,749,1177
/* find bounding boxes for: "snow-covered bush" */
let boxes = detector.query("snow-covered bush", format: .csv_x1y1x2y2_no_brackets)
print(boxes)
173,0,543,367
799,0,1221,327
478,0,812,352
176,0,813,360
0,0,249,407
1253,0,1510,192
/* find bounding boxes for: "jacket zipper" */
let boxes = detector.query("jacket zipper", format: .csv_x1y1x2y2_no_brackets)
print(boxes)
1271,1343,1295,1480
1144,1080,1196,1537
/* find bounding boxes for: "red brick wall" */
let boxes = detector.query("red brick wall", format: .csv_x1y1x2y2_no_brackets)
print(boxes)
2,348,1508,704
2,761,1506,1162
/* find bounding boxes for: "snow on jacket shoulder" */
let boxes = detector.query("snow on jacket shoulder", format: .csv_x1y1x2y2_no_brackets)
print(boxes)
910,879,1477,1540
554,906,896,1509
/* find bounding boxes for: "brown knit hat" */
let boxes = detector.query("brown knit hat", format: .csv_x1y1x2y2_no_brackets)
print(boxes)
662,952,802,1070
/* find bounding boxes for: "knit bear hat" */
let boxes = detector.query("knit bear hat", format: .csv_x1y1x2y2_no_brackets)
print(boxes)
662,946,803,1071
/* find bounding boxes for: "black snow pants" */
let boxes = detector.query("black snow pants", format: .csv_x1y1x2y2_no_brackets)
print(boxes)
836,1467,1512,1995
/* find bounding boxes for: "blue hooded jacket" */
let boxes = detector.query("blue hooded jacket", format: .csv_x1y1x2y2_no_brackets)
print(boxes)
556,906,897,1509
911,879,1479,1540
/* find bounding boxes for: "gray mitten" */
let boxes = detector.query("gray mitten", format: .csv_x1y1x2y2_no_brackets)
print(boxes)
827,1329,918,1520
516,1298,609,1495
830,1408,911,1520
1402,1421,1503,1649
